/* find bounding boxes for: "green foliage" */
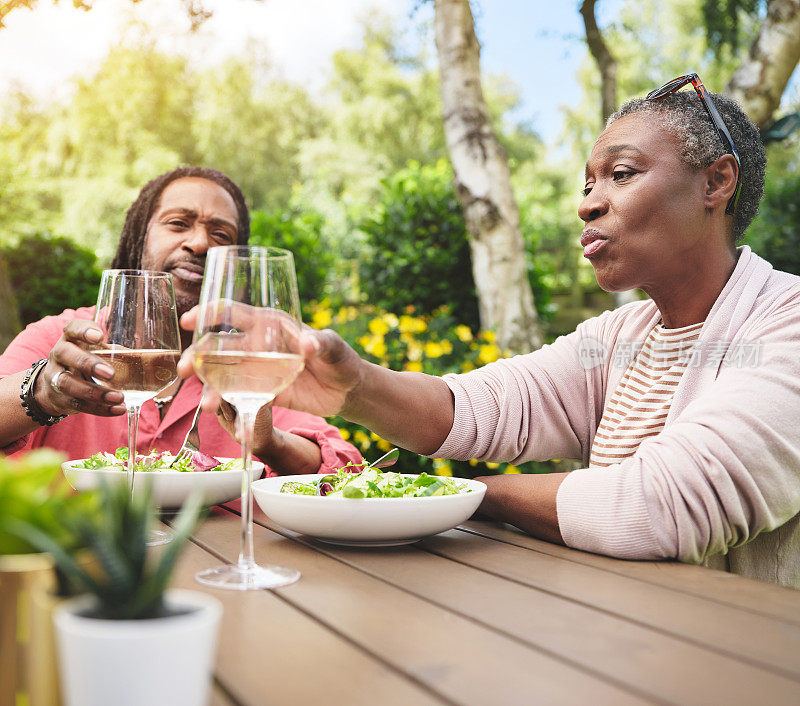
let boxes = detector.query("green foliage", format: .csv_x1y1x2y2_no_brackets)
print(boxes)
745,170,800,274
192,58,324,212
359,160,481,329
2,233,101,325
359,160,553,329
15,477,204,620
307,300,557,478
702,0,762,52
0,251,21,349
249,207,334,311
0,449,92,557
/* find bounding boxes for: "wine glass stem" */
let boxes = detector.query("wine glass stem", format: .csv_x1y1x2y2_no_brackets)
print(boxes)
126,403,141,496
235,407,258,572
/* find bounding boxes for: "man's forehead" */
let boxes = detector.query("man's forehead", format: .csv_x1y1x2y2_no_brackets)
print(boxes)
156,177,238,216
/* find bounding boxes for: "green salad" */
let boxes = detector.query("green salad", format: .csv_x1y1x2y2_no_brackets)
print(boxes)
281,463,471,499
77,447,244,473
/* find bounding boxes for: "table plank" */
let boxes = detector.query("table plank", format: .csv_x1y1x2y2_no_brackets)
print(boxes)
169,526,444,706
209,681,238,706
460,521,800,624
417,529,800,682
194,513,651,706
256,517,800,706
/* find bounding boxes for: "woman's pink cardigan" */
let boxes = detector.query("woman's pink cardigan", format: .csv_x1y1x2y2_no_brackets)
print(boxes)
435,247,800,587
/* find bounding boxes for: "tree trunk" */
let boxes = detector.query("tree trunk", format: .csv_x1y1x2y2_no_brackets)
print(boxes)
579,0,639,309
580,0,618,125
726,0,800,127
433,0,543,353
0,252,21,352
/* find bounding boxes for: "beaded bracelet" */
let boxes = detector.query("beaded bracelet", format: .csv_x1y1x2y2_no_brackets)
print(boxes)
19,359,67,427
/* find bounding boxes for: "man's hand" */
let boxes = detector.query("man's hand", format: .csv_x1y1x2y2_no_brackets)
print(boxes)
177,307,365,418
214,398,277,454
35,319,126,418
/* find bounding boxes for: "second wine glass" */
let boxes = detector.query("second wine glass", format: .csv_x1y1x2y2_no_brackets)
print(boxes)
92,269,181,546
192,245,304,590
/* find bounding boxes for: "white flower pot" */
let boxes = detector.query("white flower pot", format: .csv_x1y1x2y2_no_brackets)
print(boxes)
54,589,221,706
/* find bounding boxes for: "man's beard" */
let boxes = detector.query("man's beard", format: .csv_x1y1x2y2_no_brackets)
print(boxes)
162,255,205,318
175,291,199,319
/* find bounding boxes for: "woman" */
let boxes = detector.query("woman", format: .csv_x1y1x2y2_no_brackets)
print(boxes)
183,76,800,587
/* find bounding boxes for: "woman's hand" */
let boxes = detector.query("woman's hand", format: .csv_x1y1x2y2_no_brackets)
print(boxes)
177,307,365,418
34,319,126,418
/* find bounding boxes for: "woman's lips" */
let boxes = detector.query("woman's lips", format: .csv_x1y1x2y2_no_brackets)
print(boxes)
583,239,607,258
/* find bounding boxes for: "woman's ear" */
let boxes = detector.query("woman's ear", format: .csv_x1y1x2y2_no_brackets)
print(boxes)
703,154,739,210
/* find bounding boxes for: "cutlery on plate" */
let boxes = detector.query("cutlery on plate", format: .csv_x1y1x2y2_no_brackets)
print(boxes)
317,447,399,495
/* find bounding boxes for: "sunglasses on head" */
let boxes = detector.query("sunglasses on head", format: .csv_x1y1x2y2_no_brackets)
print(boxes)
645,72,741,215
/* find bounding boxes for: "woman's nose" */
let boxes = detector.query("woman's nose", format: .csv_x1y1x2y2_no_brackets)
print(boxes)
578,188,609,223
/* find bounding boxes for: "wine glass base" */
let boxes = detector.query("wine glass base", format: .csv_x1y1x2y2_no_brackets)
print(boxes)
146,528,173,546
195,563,300,590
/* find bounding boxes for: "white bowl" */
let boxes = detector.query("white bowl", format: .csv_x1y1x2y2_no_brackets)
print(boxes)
251,474,486,546
62,458,264,509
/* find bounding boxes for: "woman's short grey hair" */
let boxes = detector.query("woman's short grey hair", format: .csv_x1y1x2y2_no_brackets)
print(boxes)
608,91,766,243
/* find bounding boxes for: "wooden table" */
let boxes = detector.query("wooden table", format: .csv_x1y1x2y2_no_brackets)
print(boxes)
168,508,800,706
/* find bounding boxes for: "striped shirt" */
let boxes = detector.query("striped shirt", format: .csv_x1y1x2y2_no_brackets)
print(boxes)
589,320,705,468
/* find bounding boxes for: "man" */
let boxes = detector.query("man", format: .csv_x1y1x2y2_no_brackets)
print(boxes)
0,166,361,475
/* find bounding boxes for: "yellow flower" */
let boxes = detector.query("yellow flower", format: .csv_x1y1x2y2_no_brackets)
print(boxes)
424,341,445,358
485,462,500,470
404,361,423,372
369,431,381,442
503,465,521,474
353,429,371,450
480,330,497,343
369,318,390,336
382,313,399,328
358,334,387,359
370,339,387,359
455,325,473,342
461,361,475,373
406,340,423,361
477,344,502,365
399,315,427,334
311,308,332,329
433,459,453,476
335,306,359,324
376,438,393,452
468,458,478,466
441,339,453,354
339,428,351,441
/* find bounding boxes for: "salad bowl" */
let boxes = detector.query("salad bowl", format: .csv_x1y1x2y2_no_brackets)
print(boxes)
62,455,264,509
251,472,486,546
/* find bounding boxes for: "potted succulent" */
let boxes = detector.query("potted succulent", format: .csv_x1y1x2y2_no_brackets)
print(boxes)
0,449,94,706
15,472,221,706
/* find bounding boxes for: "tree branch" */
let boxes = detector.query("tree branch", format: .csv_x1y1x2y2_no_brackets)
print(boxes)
579,0,618,126
726,0,800,127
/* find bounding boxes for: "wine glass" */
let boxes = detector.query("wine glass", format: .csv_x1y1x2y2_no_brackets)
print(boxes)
92,270,181,546
192,245,303,590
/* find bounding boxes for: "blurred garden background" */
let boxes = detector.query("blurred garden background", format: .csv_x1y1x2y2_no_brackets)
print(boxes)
1,0,798,477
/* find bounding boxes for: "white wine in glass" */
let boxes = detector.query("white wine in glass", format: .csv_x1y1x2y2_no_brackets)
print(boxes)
92,269,181,546
192,245,304,590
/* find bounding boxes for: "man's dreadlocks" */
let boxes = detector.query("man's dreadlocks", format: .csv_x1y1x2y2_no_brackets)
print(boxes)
111,166,250,269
